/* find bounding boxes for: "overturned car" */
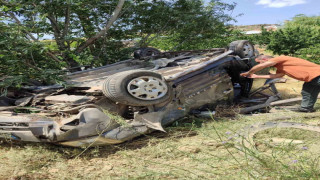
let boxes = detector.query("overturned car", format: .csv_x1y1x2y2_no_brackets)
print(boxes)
0,40,271,147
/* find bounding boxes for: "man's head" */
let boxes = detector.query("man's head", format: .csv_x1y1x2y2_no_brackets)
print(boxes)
255,55,274,64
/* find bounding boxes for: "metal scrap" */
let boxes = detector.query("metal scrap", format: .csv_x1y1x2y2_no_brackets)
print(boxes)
235,121,320,151
15,96,33,106
44,94,94,104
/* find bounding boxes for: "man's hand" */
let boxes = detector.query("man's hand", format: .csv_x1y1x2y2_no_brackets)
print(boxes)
240,61,277,77
245,74,259,78
240,73,285,79
240,72,252,77
240,72,259,78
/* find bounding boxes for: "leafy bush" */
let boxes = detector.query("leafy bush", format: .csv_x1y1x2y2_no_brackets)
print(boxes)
295,45,320,64
0,0,239,91
266,15,320,64
0,23,64,94
267,25,320,55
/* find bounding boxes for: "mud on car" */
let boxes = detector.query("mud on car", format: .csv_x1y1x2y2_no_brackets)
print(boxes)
0,40,266,147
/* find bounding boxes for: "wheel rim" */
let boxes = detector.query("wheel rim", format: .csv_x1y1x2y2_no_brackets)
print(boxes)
127,76,168,100
242,42,254,58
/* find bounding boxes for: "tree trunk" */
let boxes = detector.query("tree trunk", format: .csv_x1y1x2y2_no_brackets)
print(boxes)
47,12,80,69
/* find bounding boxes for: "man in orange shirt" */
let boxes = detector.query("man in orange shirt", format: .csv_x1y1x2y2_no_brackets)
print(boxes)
241,55,320,112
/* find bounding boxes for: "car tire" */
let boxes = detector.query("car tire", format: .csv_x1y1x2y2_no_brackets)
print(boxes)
102,70,172,106
222,60,253,98
229,40,255,58
134,47,161,59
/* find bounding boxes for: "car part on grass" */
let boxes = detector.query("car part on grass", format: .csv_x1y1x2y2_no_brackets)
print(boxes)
239,95,320,114
239,95,279,114
235,121,320,150
193,111,216,118
0,40,279,147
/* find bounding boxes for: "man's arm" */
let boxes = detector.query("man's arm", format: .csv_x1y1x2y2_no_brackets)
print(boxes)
246,73,285,79
240,61,277,77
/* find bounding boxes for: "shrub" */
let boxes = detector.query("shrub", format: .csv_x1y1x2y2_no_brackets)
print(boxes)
265,15,320,64
0,23,64,94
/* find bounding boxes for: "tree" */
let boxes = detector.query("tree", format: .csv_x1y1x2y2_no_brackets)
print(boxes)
0,0,237,90
0,22,64,94
266,15,320,63
146,0,237,50
1,0,125,68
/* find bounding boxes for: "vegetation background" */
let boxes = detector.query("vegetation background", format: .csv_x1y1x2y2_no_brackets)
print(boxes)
0,0,238,93
1,0,320,93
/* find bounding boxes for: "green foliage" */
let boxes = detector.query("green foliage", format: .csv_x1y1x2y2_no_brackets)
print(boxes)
268,26,319,55
0,22,64,94
145,0,237,50
0,0,237,90
295,45,320,64
266,15,320,64
255,27,272,45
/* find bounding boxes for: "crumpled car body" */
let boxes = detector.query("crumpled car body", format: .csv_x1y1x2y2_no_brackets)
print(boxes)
0,40,268,147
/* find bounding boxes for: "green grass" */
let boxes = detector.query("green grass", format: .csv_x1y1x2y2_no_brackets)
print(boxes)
0,102,320,179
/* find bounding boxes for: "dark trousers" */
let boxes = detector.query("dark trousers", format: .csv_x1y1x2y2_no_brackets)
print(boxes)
301,76,320,109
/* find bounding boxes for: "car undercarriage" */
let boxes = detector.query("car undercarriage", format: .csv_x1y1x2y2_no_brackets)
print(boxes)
1,40,310,147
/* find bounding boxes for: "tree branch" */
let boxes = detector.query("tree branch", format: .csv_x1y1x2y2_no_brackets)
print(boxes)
138,33,152,47
62,5,71,38
47,14,61,36
24,60,42,71
139,18,171,48
7,12,38,41
75,0,125,54
47,13,67,51
47,52,63,63
5,12,62,63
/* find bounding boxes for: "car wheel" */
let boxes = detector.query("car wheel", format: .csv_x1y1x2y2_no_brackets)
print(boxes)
229,40,255,58
102,70,172,106
134,47,161,59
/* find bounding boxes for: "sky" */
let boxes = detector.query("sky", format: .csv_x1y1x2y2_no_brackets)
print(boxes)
220,0,320,25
